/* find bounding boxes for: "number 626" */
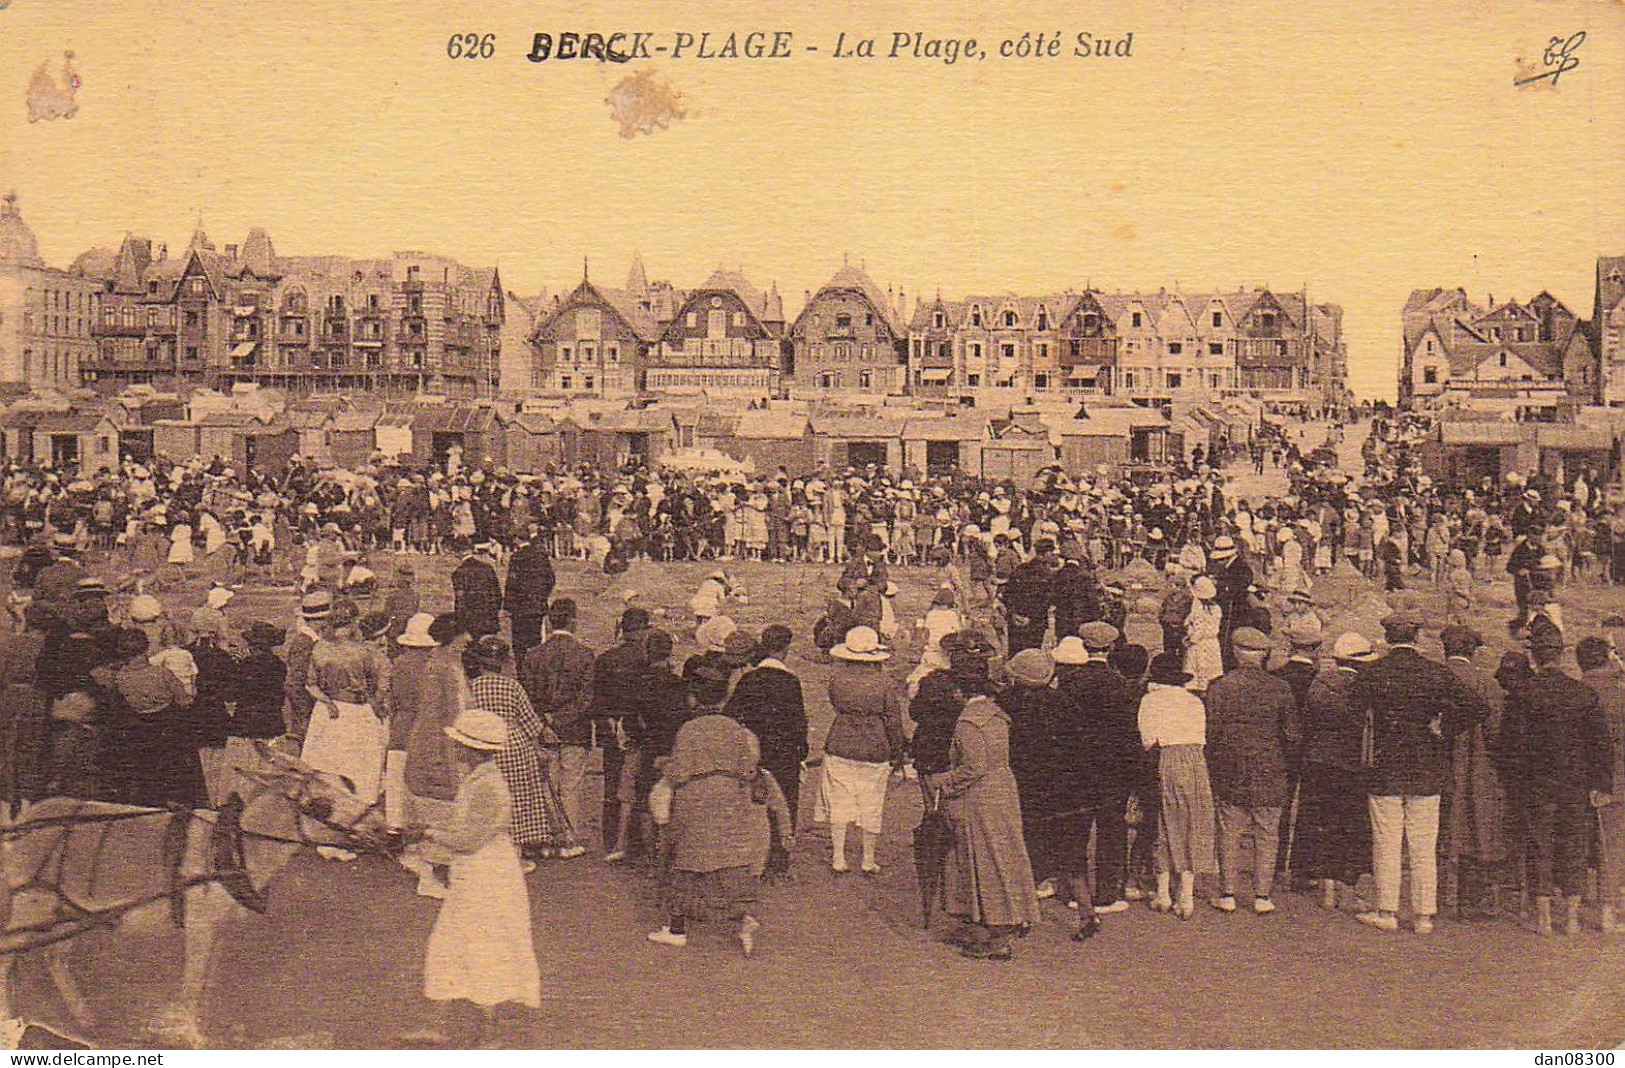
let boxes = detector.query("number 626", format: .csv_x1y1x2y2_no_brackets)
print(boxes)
447,33,496,59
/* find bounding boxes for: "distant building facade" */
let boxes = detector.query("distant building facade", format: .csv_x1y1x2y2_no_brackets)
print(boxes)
1400,286,1595,417
0,193,101,389
788,263,908,394
527,256,673,397
1594,257,1625,407
72,227,502,396
905,285,1342,409
646,268,786,397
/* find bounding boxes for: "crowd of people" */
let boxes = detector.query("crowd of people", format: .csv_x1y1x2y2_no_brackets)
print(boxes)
1,409,1623,1024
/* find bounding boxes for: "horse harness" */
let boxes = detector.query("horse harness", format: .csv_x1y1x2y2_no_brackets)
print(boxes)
0,788,388,957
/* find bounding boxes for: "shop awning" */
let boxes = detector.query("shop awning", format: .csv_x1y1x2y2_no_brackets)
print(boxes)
919,368,951,382
352,339,384,347
229,342,257,358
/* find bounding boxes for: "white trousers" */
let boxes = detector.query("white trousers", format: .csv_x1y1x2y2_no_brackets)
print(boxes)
550,745,591,840
1368,794,1440,916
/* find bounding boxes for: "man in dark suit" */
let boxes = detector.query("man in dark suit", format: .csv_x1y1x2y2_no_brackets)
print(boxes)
502,527,555,661
1271,614,1323,888
1003,537,1059,654
1439,624,1503,923
1350,605,1473,935
450,539,503,638
1499,626,1614,935
1208,535,1252,669
1056,620,1136,913
519,598,593,859
591,608,654,860
1051,552,1103,643
723,624,808,877
1205,626,1298,914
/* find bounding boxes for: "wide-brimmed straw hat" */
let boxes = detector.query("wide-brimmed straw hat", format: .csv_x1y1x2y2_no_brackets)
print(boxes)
1052,635,1089,665
832,625,890,662
300,591,334,620
395,612,436,648
444,707,505,751
1331,632,1377,662
696,616,738,654
128,594,164,623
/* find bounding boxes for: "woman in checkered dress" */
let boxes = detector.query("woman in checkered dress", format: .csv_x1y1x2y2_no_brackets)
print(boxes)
463,636,579,859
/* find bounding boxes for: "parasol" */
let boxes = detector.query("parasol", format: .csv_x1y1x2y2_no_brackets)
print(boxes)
912,788,952,929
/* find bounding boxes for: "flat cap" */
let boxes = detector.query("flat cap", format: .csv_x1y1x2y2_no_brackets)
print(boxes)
1286,615,1324,645
1079,620,1120,650
1231,626,1273,652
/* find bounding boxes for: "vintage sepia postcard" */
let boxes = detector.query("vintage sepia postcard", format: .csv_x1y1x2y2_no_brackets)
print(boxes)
1,0,1624,1053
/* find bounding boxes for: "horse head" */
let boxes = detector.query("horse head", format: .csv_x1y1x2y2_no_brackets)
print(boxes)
235,742,397,854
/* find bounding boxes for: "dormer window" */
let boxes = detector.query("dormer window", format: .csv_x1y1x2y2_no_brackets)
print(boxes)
1261,312,1276,331
1131,312,1142,328
1212,311,1222,328
1003,310,1018,328
970,308,983,327
932,311,945,329
1037,311,1049,330
835,313,852,330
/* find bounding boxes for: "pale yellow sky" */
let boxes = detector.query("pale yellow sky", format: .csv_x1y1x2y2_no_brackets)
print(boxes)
5,0,1623,399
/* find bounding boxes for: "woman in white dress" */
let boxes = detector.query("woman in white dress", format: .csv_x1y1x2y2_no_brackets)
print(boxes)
1182,576,1225,693
423,705,542,1031
301,598,390,860
744,491,769,560
166,521,195,579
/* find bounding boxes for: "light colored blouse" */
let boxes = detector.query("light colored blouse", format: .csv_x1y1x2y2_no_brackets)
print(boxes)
1138,682,1207,748
310,638,388,705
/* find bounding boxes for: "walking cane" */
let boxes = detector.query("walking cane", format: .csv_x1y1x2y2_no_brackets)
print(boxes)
1280,777,1301,882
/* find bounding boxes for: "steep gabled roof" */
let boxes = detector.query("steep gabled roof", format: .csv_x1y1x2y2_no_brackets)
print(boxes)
795,263,904,335
536,279,662,342
908,297,966,332
507,412,557,434
111,235,154,295
237,227,277,277
1445,341,1565,379
700,269,768,319
665,270,780,339
1404,288,1446,315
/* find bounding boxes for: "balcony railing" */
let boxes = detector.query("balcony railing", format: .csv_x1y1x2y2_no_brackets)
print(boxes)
1060,337,1118,367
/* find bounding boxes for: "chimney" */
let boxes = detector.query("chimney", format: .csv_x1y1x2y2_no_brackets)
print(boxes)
157,243,168,261
225,244,238,259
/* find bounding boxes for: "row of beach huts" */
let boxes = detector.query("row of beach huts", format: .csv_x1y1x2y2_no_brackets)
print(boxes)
0,384,1276,482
